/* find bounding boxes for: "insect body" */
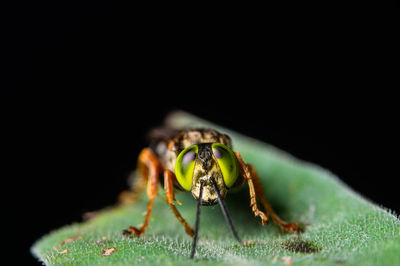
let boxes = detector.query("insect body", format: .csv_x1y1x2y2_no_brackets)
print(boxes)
121,128,301,258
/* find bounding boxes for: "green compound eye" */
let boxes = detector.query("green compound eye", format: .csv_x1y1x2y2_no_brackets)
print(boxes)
212,143,239,188
175,145,198,191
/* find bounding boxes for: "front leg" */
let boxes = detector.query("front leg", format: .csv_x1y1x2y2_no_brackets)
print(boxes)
235,152,301,233
123,148,161,237
248,164,301,232
164,169,194,237
235,152,269,225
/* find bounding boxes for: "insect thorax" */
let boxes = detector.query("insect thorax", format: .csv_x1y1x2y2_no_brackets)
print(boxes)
151,128,232,172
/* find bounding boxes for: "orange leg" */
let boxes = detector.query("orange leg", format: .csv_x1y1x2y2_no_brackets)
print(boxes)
123,148,161,236
164,169,194,237
235,152,302,233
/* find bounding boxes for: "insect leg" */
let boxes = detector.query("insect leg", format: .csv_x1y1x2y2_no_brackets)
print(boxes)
248,164,302,233
235,151,301,233
123,148,161,237
234,152,269,225
164,169,194,237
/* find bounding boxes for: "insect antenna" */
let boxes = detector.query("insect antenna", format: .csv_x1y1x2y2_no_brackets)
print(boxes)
211,178,242,244
190,181,204,259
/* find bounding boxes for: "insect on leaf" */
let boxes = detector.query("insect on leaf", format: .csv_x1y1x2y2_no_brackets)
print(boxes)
31,111,400,265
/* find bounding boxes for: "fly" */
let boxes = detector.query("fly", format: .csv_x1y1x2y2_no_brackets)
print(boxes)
120,127,302,258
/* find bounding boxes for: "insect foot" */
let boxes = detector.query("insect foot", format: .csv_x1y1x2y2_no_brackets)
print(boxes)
282,222,304,234
185,226,195,237
122,226,142,237
260,215,269,226
252,207,269,225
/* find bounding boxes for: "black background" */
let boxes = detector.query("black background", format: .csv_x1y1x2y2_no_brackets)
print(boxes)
5,2,398,264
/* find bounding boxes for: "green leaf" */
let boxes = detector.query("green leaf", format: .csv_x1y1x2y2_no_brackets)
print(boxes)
32,111,400,265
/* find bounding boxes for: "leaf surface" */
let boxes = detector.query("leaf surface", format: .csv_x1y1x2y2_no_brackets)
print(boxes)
32,111,400,265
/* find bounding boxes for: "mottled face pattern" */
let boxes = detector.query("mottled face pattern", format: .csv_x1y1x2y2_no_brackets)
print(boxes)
191,143,226,205
175,142,239,205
